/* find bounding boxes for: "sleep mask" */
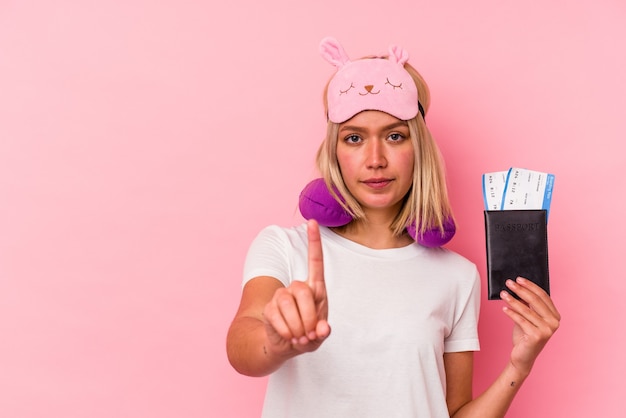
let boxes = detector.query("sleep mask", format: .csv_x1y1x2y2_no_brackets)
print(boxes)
321,37,421,123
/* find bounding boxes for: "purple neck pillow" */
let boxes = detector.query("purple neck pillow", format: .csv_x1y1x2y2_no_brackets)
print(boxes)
298,178,455,247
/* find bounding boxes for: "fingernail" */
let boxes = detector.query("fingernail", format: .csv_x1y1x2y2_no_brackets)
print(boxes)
516,277,526,284
500,290,510,300
308,331,317,340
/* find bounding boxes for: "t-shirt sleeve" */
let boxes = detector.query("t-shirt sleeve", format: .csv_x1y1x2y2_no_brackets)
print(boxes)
242,225,292,287
444,267,481,353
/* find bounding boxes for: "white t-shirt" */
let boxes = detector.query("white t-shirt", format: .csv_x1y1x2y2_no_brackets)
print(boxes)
243,224,481,418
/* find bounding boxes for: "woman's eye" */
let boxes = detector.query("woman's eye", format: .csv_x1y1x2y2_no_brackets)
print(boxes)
388,133,405,142
344,134,362,144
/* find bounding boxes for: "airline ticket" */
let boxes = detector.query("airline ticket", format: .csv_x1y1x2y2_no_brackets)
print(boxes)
482,167,555,219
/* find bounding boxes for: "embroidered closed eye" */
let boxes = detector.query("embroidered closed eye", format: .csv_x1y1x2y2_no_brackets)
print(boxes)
385,78,403,89
339,83,355,95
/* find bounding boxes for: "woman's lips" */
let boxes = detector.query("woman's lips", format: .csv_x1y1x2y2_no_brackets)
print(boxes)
362,178,393,189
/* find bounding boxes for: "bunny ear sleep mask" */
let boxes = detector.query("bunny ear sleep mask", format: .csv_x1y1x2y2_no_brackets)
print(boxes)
321,36,421,123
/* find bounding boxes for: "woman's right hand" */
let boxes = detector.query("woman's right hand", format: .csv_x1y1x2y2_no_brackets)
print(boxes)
262,220,331,357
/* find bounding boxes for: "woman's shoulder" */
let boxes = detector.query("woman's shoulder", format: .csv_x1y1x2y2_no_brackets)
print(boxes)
256,222,307,235
252,222,309,247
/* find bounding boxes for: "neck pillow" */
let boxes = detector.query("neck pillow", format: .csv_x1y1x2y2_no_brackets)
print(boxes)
299,178,455,247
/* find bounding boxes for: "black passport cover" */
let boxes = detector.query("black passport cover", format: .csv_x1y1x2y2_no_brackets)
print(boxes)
484,210,550,300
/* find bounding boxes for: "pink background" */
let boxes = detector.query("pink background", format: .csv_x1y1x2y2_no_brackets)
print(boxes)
1,1,624,416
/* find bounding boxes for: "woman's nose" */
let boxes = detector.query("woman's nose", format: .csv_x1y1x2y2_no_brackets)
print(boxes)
366,140,387,169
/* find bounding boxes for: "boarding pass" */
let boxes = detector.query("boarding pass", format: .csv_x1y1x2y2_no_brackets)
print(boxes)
482,167,555,219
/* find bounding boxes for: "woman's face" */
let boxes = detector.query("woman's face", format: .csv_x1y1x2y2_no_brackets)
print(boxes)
336,110,415,218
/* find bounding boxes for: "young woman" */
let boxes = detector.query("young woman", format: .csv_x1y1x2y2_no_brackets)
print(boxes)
226,37,560,418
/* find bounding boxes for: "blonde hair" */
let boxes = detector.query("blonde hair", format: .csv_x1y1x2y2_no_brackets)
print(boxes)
316,60,454,238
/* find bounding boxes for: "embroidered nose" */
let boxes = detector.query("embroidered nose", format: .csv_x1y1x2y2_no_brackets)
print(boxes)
364,85,374,92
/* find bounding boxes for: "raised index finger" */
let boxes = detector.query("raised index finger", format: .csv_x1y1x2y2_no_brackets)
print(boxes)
306,219,325,287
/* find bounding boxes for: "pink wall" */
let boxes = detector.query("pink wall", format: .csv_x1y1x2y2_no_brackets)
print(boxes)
1,1,624,416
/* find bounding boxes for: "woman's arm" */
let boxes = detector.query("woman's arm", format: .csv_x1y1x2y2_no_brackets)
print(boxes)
448,277,560,418
226,220,331,377
444,351,474,416
447,353,529,418
226,276,292,377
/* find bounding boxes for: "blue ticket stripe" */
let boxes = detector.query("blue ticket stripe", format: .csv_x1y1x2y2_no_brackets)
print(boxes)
482,174,490,210
542,174,555,219
500,168,513,210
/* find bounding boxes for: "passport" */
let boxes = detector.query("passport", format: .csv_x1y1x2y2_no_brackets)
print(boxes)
484,209,550,300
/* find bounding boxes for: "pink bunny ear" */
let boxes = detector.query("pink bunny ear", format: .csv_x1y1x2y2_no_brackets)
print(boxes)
320,36,351,67
388,45,409,65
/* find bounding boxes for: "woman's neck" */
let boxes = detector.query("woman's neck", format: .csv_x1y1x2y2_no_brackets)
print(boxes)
331,217,413,249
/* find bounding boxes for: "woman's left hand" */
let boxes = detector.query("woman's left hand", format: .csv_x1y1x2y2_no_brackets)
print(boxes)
501,277,561,377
